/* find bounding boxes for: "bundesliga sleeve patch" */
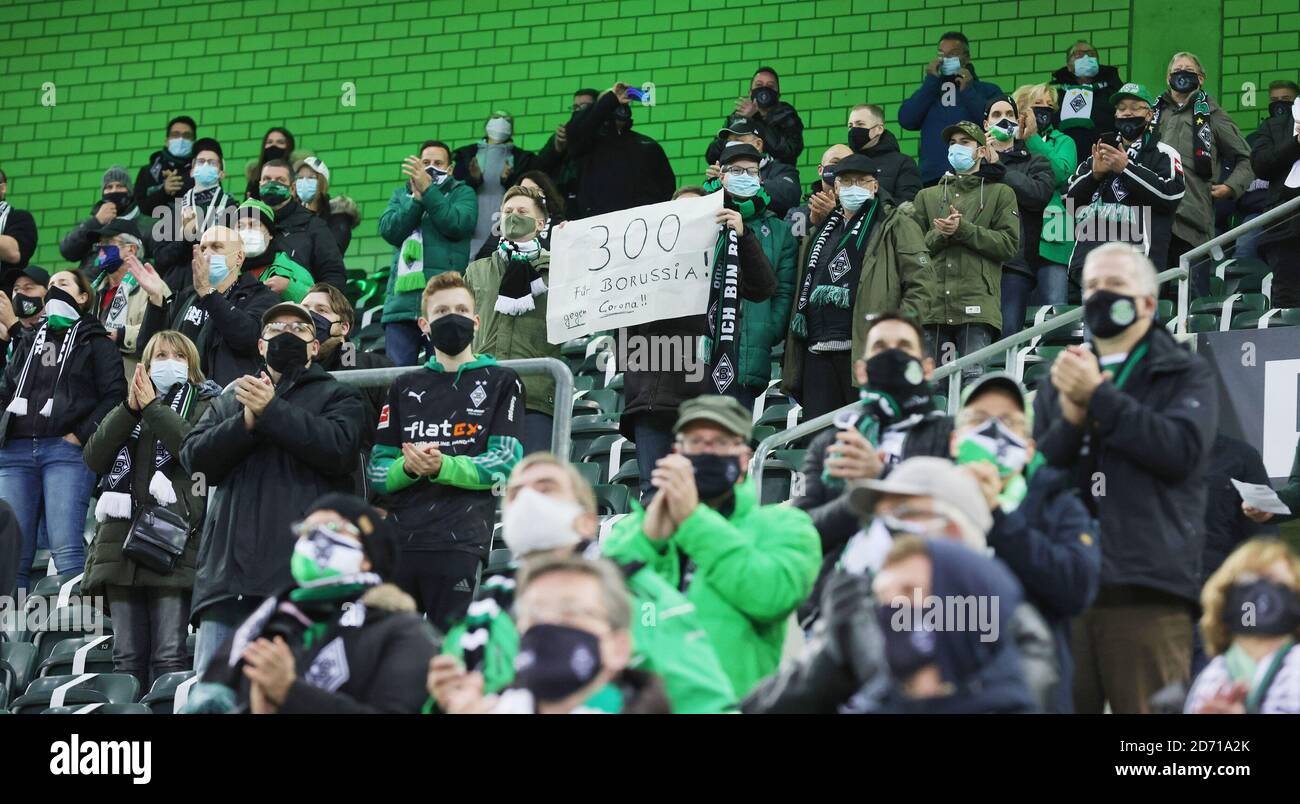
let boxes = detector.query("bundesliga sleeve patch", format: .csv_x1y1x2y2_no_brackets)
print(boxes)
378,404,390,429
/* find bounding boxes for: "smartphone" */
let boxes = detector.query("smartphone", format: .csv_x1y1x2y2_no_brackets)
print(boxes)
625,87,647,102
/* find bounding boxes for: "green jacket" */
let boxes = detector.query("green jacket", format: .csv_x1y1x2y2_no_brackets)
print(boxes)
261,251,316,303
81,384,215,594
603,480,822,697
465,250,561,417
901,169,1020,331
1027,129,1078,266
738,210,798,390
378,178,478,323
440,560,737,713
1154,92,1255,246
781,203,931,397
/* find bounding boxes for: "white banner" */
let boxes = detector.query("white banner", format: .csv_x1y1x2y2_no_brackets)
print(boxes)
546,191,724,344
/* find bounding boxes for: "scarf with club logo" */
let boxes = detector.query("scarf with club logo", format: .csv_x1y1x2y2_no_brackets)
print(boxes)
94,270,140,334
494,240,548,316
1088,130,1151,212
1152,89,1213,180
0,201,10,235
5,288,84,417
93,382,194,522
700,223,743,394
790,198,880,339
394,228,426,294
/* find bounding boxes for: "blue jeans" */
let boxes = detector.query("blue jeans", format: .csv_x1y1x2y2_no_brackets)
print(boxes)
1235,212,1263,262
524,412,553,455
384,320,426,367
1032,263,1069,306
1000,272,1035,340
193,597,263,677
0,437,97,590
633,419,675,504
106,585,191,692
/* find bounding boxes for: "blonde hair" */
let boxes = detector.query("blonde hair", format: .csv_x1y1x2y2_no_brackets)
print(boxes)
509,451,597,515
502,185,546,218
421,270,474,315
1168,51,1205,77
141,330,204,383
1014,83,1057,112
1200,539,1300,656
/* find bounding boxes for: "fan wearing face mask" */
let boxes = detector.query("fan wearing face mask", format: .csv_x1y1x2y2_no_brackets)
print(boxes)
847,103,922,204
367,271,525,632
1048,40,1125,165
82,330,220,692
705,67,805,167
451,111,539,257
254,159,347,293
233,199,315,303
0,264,48,374
59,165,159,276
1011,82,1079,310
1153,51,1255,296
463,185,562,455
1247,81,1300,307
133,114,197,215
428,452,736,714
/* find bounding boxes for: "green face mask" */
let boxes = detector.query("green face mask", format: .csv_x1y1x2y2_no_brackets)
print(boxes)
260,181,291,205
290,527,364,586
501,212,539,241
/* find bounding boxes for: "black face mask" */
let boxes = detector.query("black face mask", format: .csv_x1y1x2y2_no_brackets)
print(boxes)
848,126,874,152
102,191,131,211
1169,70,1200,94
1115,116,1149,142
1084,289,1140,338
612,104,632,125
13,292,43,319
262,145,287,162
1223,579,1300,636
820,168,836,187
876,604,937,680
1269,100,1293,119
687,452,742,500
1032,106,1054,131
751,86,778,108
427,313,475,356
310,311,336,345
263,332,312,373
864,348,928,406
514,624,603,702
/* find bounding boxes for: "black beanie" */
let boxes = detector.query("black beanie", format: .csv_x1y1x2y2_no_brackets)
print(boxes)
984,94,1019,122
306,493,399,580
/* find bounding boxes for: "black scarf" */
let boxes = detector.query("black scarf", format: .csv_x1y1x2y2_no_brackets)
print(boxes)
790,199,881,339
494,242,548,316
5,319,81,417
702,224,742,394
1153,90,1213,179
94,382,194,522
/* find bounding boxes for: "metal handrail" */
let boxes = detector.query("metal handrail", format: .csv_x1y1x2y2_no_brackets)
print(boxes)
223,357,575,460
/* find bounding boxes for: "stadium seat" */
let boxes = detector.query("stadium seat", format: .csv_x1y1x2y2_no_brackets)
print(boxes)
0,642,37,711
1231,308,1300,329
1185,314,1219,333
751,425,777,447
27,549,54,591
584,389,622,416
1022,362,1050,390
756,403,802,430
30,606,113,668
38,635,115,678
1154,299,1174,325
759,454,801,503
593,484,631,516
42,703,152,714
485,548,514,577
1188,293,1267,326
609,459,641,494
25,572,84,613
578,434,632,482
10,673,141,714
141,671,197,715
573,461,601,489
570,396,602,416
570,415,623,460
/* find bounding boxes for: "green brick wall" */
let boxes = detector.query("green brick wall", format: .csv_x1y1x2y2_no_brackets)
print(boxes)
0,0,1293,275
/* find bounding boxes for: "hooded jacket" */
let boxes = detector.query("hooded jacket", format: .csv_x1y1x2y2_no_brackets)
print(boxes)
855,129,923,204
705,102,806,167
603,479,821,697
82,381,220,594
1049,63,1124,164
1033,325,1217,604
1154,91,1255,247
134,149,194,216
1065,130,1186,272
60,203,159,271
267,198,347,290
563,91,676,218
180,362,366,621
378,177,478,324
900,163,1020,331
898,63,1005,183
781,201,933,399
0,314,126,447
994,143,1056,277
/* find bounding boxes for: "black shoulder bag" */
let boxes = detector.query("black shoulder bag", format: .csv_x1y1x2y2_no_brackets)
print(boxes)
122,503,191,574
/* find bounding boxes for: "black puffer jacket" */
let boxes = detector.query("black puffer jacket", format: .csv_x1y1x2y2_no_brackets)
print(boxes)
563,92,676,218
619,228,777,437
269,199,347,290
705,102,806,167
855,130,923,204
134,149,194,216
0,315,126,447
180,362,365,621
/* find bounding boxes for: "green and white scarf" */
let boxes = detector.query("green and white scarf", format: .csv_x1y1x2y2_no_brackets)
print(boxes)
394,228,426,294
94,382,194,522
5,312,82,417
95,271,139,333
790,198,880,339
1153,89,1213,179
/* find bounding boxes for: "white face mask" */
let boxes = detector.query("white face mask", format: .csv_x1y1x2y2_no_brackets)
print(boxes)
501,487,586,557
239,227,269,257
149,358,189,393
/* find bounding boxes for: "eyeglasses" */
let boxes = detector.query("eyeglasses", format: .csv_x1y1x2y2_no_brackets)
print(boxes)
723,166,760,178
263,321,314,336
676,436,746,454
291,519,360,539
194,158,220,167
835,176,877,189
956,411,1027,433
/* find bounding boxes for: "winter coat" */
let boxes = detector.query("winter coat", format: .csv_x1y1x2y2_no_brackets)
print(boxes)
1027,128,1079,266
1032,325,1218,604
1065,132,1186,271
91,272,155,375
268,199,346,290
378,178,478,324
781,202,933,399
1049,63,1124,165
737,210,797,389
900,165,1020,331
464,250,559,417
81,383,219,594
1154,92,1255,246
995,144,1056,278
987,464,1100,713
60,205,159,271
705,102,806,167
133,149,194,216
180,362,366,620
0,315,126,447
603,479,821,697
562,91,676,218
855,130,923,204
898,63,1004,183
1250,112,1300,256
0,205,37,276
1202,434,1276,584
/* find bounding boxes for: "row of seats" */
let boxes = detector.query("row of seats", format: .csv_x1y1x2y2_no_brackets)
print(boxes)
0,667,197,714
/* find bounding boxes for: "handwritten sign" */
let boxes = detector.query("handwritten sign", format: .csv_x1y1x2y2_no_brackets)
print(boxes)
546,191,723,343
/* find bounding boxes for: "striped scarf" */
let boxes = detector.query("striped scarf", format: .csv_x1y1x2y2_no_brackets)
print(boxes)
494,241,547,316
1153,89,1213,180
5,311,82,418
702,224,742,394
93,382,194,523
790,199,880,339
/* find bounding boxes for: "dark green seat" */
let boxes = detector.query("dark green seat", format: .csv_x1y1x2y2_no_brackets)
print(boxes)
0,642,37,712
1231,307,1300,329
1186,314,1219,333
42,703,152,714
572,461,601,488
593,484,631,516
609,459,640,493
578,433,633,481
750,424,777,447
38,635,115,678
1188,293,1267,317
585,389,622,416
1155,299,1174,325
140,671,196,715
30,606,112,668
561,337,591,358
11,673,140,714
756,403,800,430
759,456,800,503
573,374,596,392
569,415,622,459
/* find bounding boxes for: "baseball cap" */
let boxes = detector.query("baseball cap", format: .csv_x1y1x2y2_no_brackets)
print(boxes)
718,116,763,140
1110,82,1156,107
718,141,763,165
829,153,881,177
848,456,993,541
295,156,331,182
960,371,1026,409
941,121,987,146
261,301,316,331
89,217,144,241
673,395,753,441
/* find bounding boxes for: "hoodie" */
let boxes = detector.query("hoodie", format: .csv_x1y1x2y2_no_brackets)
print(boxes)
856,130,923,204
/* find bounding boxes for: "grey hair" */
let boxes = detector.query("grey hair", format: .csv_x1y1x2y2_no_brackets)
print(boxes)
1083,242,1159,298
1167,51,1205,77
114,233,143,253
